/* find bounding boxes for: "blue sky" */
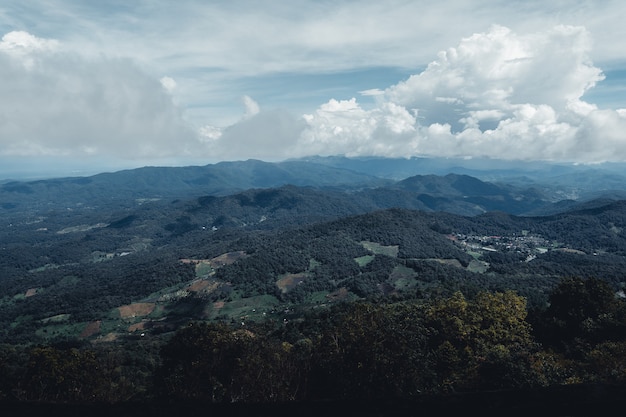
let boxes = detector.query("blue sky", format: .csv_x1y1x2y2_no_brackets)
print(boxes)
1,1,626,178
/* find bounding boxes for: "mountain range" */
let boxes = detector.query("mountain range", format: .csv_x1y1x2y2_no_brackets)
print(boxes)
3,156,626,217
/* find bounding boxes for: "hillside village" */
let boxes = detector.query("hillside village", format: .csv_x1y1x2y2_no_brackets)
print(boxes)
449,231,586,263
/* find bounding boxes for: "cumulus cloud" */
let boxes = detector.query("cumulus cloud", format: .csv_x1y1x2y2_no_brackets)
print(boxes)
202,24,625,163
4,23,625,166
281,24,625,163
0,31,198,159
386,25,603,123
298,98,416,157
0,30,58,54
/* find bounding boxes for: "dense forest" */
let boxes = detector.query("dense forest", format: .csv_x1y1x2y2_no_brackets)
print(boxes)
2,166,626,413
1,278,625,414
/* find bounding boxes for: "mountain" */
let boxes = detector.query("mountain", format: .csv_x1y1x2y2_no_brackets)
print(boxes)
0,158,580,218
5,156,626,218
391,173,550,215
0,159,386,212
3,157,626,339
296,155,626,201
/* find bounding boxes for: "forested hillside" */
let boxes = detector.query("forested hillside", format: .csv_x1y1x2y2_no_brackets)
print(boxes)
3,182,626,342
2,165,626,411
1,279,625,415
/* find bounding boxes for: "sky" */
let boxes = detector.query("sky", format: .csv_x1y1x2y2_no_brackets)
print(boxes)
1,0,626,178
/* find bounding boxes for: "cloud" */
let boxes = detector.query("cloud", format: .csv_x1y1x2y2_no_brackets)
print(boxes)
281,24,625,163
0,31,198,159
200,24,626,163
385,25,604,127
0,30,59,70
160,76,177,93
359,88,385,97
0,30,58,53
204,109,307,161
242,95,260,119
298,98,416,157
3,22,626,166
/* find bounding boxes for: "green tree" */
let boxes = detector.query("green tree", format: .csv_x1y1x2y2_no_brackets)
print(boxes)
583,341,626,383
156,322,245,402
231,337,313,402
311,302,431,399
424,291,538,391
0,344,27,400
156,321,313,403
536,277,625,352
20,346,107,402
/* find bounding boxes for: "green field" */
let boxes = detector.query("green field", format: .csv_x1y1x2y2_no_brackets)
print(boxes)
209,294,281,322
361,241,399,257
355,254,375,267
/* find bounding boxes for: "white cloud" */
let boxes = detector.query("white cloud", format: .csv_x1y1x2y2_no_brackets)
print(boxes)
0,30,58,52
199,125,222,142
0,31,198,159
9,1,626,77
198,96,305,161
297,98,417,157
199,23,626,163
3,8,626,168
160,76,177,93
0,30,59,70
359,88,385,97
242,95,260,119
385,25,604,127
281,24,625,163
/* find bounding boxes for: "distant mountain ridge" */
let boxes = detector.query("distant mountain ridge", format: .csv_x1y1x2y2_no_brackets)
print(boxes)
0,159,386,212
2,156,626,217
296,155,626,200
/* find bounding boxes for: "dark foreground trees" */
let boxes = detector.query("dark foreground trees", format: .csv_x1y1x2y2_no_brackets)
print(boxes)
2,279,626,405
154,283,626,402
155,322,311,402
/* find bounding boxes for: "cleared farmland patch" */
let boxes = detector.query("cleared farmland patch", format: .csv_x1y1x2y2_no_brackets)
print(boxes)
389,265,419,290
355,254,375,267
209,251,247,267
361,241,399,257
181,251,248,278
80,320,101,339
186,279,220,293
276,273,308,293
118,302,156,319
209,294,280,322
